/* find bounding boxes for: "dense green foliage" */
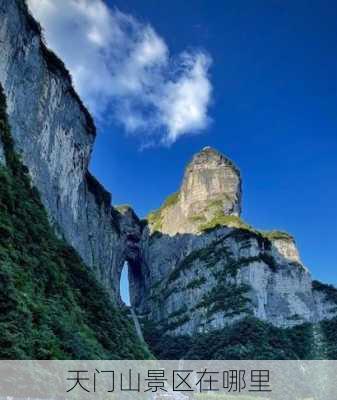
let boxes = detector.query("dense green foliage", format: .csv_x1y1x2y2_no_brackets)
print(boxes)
199,211,293,246
144,317,315,360
261,230,293,241
147,209,164,232
196,283,251,318
320,318,337,359
0,85,150,359
162,191,180,208
199,214,252,233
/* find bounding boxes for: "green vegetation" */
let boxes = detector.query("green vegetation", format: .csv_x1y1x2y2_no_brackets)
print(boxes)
188,214,207,224
167,231,279,284
212,255,278,279
200,217,295,256
193,197,294,247
199,214,252,233
147,209,164,232
115,204,132,213
163,285,180,299
153,307,191,333
312,280,337,304
0,85,150,359
147,191,180,232
186,276,207,289
196,283,251,318
143,317,315,360
193,198,252,233
198,213,293,244
167,239,231,282
320,318,337,359
162,191,180,208
261,230,294,241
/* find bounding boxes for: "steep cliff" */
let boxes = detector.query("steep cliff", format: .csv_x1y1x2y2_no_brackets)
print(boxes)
0,84,150,358
147,147,242,235
138,147,337,338
0,0,137,300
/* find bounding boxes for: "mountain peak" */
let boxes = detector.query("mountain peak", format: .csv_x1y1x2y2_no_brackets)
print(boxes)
148,147,242,235
193,146,224,160
180,147,242,218
188,146,240,174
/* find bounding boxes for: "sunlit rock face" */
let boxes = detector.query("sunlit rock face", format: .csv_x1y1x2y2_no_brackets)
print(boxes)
147,147,242,236
180,146,241,218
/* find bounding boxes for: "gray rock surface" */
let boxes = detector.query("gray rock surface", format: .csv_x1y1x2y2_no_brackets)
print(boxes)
0,0,136,298
148,147,241,235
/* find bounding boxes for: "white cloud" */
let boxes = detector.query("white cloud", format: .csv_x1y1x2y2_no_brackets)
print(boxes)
27,0,212,145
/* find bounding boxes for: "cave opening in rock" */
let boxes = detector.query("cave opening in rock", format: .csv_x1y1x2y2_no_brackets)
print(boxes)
120,262,131,306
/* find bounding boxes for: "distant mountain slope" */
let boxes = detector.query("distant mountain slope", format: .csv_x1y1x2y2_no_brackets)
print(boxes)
0,85,150,359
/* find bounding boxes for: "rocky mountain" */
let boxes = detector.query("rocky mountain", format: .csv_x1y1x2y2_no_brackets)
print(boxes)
1,0,337,360
137,147,337,337
147,147,242,236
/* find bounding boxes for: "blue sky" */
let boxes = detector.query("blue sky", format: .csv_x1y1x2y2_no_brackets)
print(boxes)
29,0,337,292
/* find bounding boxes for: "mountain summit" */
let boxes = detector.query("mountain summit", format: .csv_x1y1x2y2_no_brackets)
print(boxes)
148,147,242,235
180,146,241,217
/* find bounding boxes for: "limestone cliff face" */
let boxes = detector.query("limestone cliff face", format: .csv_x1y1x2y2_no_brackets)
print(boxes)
138,148,337,335
148,147,241,235
181,147,241,216
0,0,138,299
